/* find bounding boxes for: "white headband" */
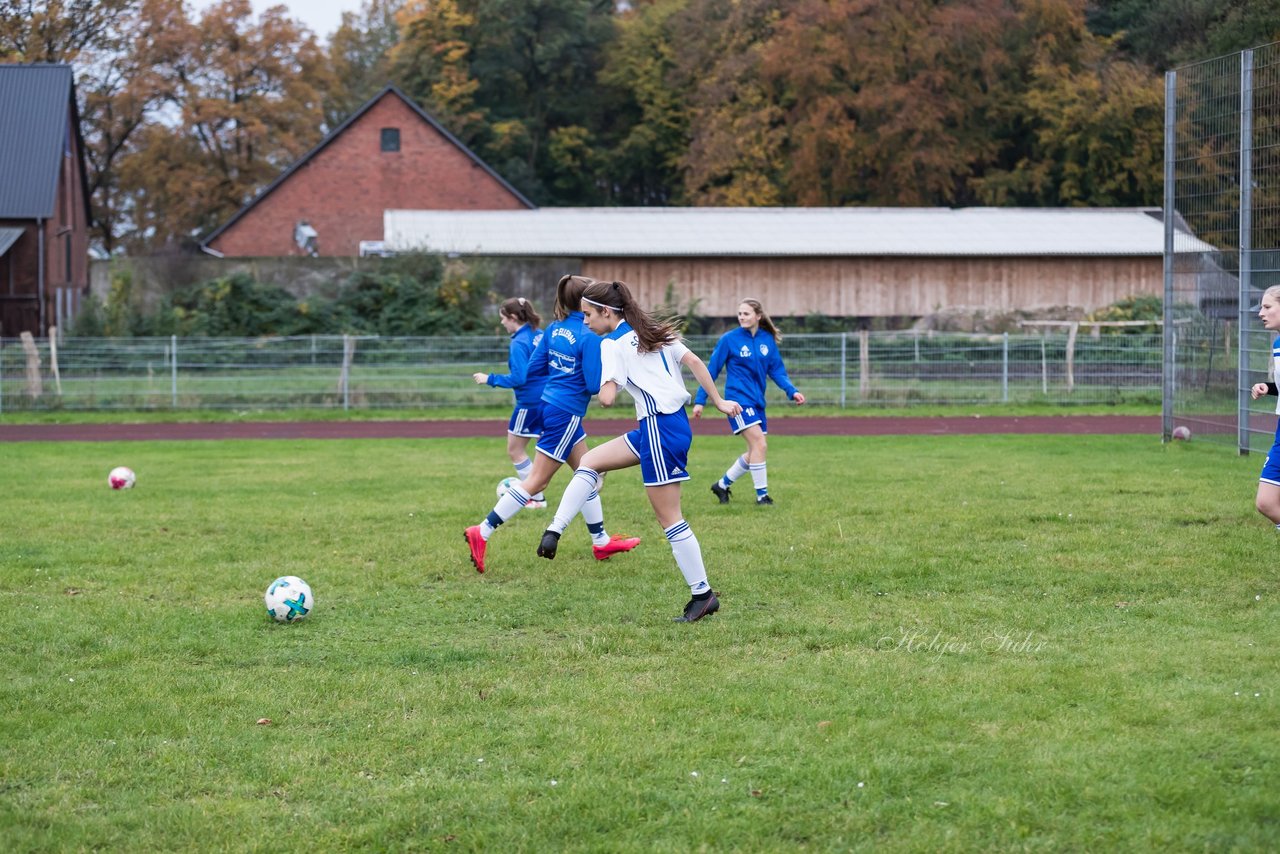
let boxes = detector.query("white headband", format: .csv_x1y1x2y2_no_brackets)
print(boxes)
583,296,622,312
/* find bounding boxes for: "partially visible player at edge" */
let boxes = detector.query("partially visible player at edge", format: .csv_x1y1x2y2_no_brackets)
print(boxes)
464,275,640,573
536,279,741,623
1249,284,1280,528
472,296,549,507
693,298,805,506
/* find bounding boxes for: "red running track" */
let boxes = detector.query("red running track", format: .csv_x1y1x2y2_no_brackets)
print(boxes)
0,415,1159,442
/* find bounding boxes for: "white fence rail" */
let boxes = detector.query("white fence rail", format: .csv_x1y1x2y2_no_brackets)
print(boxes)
0,331,1162,413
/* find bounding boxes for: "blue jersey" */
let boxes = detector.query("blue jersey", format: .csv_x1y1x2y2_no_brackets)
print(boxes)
528,311,604,417
486,323,548,407
693,326,798,410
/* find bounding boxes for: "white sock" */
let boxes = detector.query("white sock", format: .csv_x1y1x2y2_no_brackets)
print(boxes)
549,468,600,535
750,462,768,494
514,458,542,501
480,485,530,538
722,454,749,487
665,520,710,595
582,487,609,546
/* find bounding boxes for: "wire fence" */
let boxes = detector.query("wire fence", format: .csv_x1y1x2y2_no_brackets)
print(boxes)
1166,43,1280,452
0,331,1162,413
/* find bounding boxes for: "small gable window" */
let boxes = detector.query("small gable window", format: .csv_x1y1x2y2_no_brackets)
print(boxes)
381,128,401,152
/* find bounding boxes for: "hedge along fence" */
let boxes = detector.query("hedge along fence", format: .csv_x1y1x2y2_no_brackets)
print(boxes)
0,330,1163,413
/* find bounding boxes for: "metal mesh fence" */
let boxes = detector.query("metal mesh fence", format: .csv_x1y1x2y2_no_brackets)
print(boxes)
0,331,1161,413
1166,43,1280,452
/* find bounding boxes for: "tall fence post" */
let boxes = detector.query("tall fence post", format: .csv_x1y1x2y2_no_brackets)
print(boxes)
339,334,355,411
48,326,62,396
19,331,42,399
1001,332,1009,403
1162,70,1177,442
1238,49,1254,455
1065,322,1078,393
858,329,869,400
839,332,847,408
171,334,178,408
1040,334,1047,394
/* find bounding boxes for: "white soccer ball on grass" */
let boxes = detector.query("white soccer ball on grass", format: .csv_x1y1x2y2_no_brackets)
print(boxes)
265,576,314,623
108,466,136,490
497,476,520,498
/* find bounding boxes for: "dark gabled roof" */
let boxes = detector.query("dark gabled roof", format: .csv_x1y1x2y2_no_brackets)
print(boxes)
202,84,535,247
0,64,88,219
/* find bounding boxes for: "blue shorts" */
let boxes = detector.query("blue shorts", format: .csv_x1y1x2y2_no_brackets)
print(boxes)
536,403,585,463
507,403,542,438
727,406,767,435
624,410,693,486
1261,420,1280,486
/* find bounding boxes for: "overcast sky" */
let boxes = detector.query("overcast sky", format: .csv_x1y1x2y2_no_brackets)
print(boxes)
194,0,362,41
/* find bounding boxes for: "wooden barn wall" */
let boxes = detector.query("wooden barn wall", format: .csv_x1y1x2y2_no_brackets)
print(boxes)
580,256,1161,317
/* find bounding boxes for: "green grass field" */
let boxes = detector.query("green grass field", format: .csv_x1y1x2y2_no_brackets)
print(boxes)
1,433,1275,851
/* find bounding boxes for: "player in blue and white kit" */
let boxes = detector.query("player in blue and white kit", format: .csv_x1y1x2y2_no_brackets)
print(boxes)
472,297,549,507
536,279,742,623
693,298,805,506
1249,284,1280,527
464,276,640,573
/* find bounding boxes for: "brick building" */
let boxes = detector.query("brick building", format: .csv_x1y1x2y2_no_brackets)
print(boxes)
202,85,532,258
0,64,92,337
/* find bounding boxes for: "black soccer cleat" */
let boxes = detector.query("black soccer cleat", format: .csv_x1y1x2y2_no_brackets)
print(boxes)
537,529,561,560
710,482,731,504
756,494,774,506
674,590,720,623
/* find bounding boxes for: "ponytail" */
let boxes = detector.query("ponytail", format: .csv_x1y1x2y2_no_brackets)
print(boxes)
499,296,542,329
554,274,595,320
582,280,680,353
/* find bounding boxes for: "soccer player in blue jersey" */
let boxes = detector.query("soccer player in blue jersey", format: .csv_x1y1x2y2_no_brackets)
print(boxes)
472,297,550,507
536,279,742,623
693,298,806,506
464,276,640,573
1250,284,1280,527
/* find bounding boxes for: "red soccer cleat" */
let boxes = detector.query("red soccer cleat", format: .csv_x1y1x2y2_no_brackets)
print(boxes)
464,525,487,573
592,534,640,561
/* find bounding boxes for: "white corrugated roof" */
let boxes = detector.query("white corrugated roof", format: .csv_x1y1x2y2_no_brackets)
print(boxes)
384,207,1214,257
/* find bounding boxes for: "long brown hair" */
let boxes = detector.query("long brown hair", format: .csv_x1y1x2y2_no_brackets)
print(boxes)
554,274,595,320
741,298,781,343
582,280,680,353
499,296,541,329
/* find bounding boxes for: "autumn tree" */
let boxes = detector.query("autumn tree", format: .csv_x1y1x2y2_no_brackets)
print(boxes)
325,0,404,128
77,0,192,254
116,0,334,251
664,0,785,206
389,0,483,138
1089,0,1280,70
759,0,1014,206
0,0,134,62
389,0,619,203
972,0,1163,206
595,0,689,204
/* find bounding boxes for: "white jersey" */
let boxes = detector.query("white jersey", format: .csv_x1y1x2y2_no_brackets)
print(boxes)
601,322,692,421
1274,336,1280,414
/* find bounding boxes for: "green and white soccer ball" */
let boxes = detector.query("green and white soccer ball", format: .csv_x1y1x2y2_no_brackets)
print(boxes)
265,576,313,623
497,476,520,498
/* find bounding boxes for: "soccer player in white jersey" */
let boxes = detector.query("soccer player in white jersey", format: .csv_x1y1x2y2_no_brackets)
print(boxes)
535,279,742,622
1249,284,1280,527
464,275,640,574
